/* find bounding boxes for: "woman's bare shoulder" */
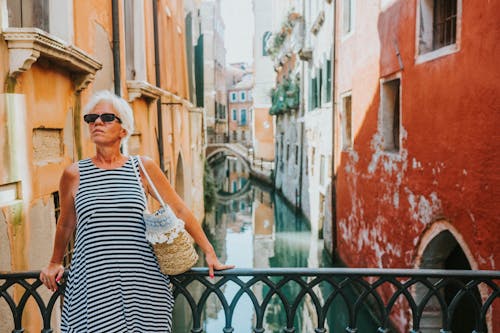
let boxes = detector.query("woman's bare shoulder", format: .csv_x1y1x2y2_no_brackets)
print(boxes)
61,162,79,181
138,155,158,170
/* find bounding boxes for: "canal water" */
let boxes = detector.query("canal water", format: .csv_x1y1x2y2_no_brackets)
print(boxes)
173,156,379,332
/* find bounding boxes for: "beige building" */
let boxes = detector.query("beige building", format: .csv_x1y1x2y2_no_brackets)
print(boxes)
227,64,253,146
251,0,275,161
200,0,227,143
0,0,205,330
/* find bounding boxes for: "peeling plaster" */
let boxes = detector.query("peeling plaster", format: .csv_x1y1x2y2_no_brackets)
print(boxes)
412,158,422,169
478,254,496,269
406,189,442,225
368,127,409,175
393,191,399,208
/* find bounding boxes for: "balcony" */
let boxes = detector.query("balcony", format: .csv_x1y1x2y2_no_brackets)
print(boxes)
1,268,498,332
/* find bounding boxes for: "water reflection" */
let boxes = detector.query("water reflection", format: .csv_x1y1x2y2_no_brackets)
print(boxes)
173,156,378,332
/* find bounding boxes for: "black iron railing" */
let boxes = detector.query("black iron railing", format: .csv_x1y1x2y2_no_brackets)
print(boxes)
1,268,499,333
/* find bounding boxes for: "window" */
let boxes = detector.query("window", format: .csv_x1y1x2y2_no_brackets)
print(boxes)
380,78,401,152
7,0,49,30
124,0,135,80
342,0,354,36
262,31,272,56
232,109,237,121
240,109,247,125
279,134,284,163
325,59,332,102
341,94,352,150
295,145,299,165
219,105,226,119
240,91,246,101
317,67,323,106
7,0,74,42
418,0,458,54
320,155,326,186
310,77,318,110
305,154,309,175
230,92,238,102
52,191,60,223
311,147,316,176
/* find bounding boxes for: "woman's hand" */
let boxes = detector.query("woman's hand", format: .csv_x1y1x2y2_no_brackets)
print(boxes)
40,262,65,292
205,252,235,279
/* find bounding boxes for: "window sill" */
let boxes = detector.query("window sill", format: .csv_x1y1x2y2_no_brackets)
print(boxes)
341,31,354,42
416,43,459,64
3,28,102,91
126,80,166,102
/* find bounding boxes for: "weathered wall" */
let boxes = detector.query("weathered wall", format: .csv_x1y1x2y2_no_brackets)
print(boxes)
334,0,499,330
1,0,205,330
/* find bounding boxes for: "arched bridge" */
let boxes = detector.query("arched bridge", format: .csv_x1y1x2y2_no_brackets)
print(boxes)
206,143,274,185
206,143,252,170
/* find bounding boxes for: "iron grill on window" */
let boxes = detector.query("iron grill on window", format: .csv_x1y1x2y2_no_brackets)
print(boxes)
433,0,457,49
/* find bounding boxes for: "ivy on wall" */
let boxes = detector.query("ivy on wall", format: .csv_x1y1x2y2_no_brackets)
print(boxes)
269,75,300,116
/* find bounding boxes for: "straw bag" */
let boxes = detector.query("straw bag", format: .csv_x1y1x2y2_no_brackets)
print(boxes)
132,156,198,275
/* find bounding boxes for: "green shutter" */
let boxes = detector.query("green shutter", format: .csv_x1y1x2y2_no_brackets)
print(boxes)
194,34,204,107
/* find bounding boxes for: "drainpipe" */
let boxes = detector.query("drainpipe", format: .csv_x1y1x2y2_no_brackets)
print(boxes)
112,0,121,96
152,0,165,170
330,0,337,252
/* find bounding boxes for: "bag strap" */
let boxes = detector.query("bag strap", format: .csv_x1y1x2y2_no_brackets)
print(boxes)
135,155,167,208
130,156,148,205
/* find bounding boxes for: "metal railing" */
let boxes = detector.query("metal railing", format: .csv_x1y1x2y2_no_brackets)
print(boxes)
1,268,499,333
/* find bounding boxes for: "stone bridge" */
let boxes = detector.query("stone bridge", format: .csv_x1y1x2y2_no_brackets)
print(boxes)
206,143,274,185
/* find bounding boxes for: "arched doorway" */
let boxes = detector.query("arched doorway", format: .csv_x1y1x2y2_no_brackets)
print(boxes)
175,154,185,200
417,229,483,333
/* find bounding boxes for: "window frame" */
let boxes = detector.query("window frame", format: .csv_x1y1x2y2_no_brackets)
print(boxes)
341,0,355,39
230,92,238,102
240,108,247,126
340,92,353,151
379,75,402,154
415,0,462,64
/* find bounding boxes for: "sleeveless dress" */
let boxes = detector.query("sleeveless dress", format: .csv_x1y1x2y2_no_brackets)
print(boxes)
61,157,174,332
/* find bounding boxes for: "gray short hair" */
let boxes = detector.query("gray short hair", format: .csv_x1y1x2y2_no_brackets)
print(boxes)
83,90,134,143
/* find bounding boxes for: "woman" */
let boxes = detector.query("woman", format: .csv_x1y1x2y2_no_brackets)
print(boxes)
40,90,233,332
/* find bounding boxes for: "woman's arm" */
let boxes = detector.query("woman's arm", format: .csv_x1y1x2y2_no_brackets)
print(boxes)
40,163,79,291
140,156,234,277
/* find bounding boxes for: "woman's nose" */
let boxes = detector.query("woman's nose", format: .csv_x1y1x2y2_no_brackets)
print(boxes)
94,115,104,124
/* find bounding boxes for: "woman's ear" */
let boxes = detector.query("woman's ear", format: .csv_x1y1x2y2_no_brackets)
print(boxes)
120,128,127,139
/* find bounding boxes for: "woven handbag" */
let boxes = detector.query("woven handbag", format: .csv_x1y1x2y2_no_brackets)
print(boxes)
132,156,199,275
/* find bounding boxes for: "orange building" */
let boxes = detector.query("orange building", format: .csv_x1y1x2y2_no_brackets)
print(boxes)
0,0,204,330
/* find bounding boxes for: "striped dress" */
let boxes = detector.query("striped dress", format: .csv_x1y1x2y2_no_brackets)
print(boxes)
61,157,174,332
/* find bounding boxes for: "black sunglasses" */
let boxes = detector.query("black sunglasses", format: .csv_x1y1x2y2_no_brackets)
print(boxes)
83,113,122,124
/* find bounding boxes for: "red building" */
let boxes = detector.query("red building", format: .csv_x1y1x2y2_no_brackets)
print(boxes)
332,0,499,331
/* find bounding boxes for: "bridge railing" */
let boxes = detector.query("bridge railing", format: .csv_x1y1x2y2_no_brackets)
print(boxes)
1,268,499,333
